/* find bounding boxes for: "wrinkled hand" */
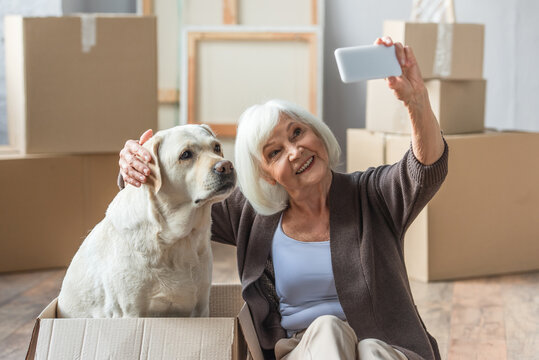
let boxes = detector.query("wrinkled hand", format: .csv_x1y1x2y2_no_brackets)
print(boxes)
119,129,153,187
375,36,444,165
374,36,428,111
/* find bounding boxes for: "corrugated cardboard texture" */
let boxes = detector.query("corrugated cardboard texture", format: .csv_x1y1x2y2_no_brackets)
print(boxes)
35,318,235,359
210,283,244,317
366,79,485,135
28,285,246,360
384,21,484,80
4,15,157,154
0,154,119,272
347,129,539,281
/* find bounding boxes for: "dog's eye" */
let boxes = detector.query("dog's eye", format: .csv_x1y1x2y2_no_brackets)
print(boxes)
179,150,193,160
214,144,221,153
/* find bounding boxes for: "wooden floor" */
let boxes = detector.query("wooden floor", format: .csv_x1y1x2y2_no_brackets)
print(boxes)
1,242,537,360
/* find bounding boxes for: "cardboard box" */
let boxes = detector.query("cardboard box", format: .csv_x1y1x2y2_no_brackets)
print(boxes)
347,129,539,281
4,15,157,154
384,21,484,79
26,284,256,359
0,153,120,272
366,78,486,135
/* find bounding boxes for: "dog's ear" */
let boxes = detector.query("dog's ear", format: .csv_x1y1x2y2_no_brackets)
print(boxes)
199,124,216,138
146,136,162,193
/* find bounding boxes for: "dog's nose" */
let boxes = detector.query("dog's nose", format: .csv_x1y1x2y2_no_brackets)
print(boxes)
213,160,234,175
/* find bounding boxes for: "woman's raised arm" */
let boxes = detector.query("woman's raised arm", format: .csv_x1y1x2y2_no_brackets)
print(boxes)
375,36,445,165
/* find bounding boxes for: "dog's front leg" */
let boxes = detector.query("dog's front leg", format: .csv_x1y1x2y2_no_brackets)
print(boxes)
192,284,211,317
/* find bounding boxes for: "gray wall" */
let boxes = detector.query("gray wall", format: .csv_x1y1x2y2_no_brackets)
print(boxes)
323,0,539,170
62,0,135,14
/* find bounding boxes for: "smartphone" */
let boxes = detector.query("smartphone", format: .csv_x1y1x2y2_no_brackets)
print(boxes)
334,44,402,83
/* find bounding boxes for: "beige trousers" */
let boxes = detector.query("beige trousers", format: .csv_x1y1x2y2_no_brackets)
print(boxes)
274,315,408,360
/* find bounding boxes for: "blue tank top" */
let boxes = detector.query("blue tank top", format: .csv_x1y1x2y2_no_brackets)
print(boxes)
272,216,346,335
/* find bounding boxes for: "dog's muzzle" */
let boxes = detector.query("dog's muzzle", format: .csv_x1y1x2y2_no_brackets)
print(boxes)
213,160,234,175
213,160,236,188
194,160,236,205
212,160,236,193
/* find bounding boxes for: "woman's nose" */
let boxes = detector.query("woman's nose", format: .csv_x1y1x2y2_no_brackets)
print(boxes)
288,145,303,161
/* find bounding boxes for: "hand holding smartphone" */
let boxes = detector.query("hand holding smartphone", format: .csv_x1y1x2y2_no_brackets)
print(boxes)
335,44,402,83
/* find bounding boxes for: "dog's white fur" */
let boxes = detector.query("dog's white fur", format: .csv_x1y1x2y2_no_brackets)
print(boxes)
57,125,236,318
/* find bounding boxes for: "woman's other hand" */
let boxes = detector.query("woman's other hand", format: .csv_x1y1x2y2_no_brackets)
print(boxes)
119,129,153,187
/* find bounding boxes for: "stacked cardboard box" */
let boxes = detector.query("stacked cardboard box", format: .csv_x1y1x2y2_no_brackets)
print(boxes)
1,15,157,272
5,15,157,154
347,130,539,281
350,21,539,281
366,21,486,135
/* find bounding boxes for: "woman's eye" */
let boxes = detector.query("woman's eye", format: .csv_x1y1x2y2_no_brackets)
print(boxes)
268,149,280,159
214,144,221,153
179,150,193,160
292,127,302,137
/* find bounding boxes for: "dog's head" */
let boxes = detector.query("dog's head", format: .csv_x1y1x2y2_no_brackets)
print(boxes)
143,124,236,207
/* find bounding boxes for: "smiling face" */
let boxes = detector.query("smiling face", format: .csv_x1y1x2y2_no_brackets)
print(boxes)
259,115,330,192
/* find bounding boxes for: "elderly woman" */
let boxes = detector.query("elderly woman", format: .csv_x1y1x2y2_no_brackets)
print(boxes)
119,37,447,360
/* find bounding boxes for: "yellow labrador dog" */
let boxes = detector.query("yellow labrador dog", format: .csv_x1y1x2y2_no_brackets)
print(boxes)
57,125,236,318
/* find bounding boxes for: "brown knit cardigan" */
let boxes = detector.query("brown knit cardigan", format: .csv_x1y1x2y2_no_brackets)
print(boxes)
210,144,448,360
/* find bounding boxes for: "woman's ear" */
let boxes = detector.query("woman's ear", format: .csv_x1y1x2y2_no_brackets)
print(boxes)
146,136,162,192
260,170,276,186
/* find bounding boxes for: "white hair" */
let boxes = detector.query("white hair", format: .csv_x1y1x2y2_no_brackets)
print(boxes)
234,99,341,215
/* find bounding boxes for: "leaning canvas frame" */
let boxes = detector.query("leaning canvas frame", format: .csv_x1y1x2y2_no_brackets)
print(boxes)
222,0,320,25
180,27,322,137
175,0,321,26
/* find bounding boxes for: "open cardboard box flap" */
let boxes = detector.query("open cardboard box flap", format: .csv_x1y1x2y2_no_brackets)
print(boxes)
26,284,265,360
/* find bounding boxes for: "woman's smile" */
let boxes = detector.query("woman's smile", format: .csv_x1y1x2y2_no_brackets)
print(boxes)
259,116,330,190
296,156,314,174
